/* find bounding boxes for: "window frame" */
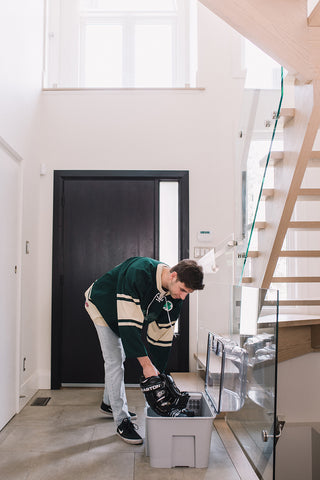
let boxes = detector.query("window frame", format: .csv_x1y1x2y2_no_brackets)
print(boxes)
45,0,194,89
79,13,179,88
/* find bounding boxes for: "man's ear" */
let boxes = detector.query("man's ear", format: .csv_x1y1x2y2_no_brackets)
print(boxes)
170,271,178,281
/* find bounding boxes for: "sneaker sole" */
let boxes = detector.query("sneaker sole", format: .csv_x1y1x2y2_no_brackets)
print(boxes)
100,408,137,421
99,408,113,417
116,432,143,445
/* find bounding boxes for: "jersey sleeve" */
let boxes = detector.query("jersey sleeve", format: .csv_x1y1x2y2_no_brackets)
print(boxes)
146,321,175,372
146,301,182,372
116,264,150,359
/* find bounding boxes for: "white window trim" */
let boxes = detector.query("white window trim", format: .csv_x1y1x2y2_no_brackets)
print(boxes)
44,0,197,89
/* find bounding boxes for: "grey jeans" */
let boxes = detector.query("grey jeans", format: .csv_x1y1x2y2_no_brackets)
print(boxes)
84,290,130,426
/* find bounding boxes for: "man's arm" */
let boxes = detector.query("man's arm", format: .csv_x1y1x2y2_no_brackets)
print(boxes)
137,356,159,378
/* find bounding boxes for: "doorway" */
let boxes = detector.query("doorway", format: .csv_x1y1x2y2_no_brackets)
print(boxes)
0,141,22,428
51,170,189,388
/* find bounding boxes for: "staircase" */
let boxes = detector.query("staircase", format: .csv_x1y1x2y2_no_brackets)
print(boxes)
199,0,320,361
243,92,320,361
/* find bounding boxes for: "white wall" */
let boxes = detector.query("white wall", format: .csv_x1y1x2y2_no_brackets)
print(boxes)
30,4,244,387
0,1,44,405
0,2,245,394
0,1,44,154
277,353,320,422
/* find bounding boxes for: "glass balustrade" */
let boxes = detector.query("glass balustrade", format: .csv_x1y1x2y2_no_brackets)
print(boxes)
234,66,284,284
197,279,279,480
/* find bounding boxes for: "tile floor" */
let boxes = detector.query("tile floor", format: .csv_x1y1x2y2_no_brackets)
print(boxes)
0,388,242,480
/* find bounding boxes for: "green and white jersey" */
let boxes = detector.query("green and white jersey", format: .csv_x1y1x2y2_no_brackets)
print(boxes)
88,257,182,372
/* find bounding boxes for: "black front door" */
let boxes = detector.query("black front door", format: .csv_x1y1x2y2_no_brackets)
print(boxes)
51,171,189,388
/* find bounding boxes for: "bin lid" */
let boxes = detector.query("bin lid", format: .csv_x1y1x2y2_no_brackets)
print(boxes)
204,332,248,414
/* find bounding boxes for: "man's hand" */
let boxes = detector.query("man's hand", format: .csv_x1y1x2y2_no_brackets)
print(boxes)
137,356,158,378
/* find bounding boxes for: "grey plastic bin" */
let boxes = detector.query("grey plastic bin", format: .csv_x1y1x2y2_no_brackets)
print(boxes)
145,332,248,469
145,392,214,468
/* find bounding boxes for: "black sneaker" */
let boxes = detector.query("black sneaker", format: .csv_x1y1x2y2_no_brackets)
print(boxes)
100,402,137,420
117,418,143,445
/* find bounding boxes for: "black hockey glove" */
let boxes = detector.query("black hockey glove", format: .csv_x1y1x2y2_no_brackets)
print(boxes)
159,373,190,410
140,375,173,416
140,374,195,417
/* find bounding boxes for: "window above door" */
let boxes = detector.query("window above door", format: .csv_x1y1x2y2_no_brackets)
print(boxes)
44,0,198,89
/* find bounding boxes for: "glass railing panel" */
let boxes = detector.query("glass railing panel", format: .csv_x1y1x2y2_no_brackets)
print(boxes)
227,286,279,480
198,234,239,285
234,63,284,283
197,279,279,480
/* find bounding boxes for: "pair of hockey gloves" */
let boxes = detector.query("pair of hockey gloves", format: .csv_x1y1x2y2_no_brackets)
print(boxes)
140,373,195,417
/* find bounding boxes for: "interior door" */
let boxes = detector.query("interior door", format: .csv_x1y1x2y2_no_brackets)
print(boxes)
51,171,189,388
0,144,21,429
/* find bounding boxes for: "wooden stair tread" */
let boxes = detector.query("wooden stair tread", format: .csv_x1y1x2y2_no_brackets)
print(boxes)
271,151,285,160
241,277,253,283
264,299,320,306
259,151,283,167
261,188,320,201
297,188,320,200
298,188,320,194
279,250,320,257
288,221,320,229
280,107,295,117
262,188,274,199
279,107,295,126
259,314,320,328
253,221,266,230
259,151,319,169
272,276,320,283
247,251,259,258
306,152,320,168
308,159,320,167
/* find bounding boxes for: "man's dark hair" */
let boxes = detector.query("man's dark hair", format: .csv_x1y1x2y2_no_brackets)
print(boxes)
170,259,204,290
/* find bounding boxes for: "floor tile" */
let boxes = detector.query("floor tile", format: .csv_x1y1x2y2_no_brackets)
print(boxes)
134,453,184,480
0,423,95,454
89,421,145,455
126,388,147,407
0,450,35,480
33,388,103,406
207,429,241,479
8,405,64,426
57,405,111,427
26,451,134,480
0,388,245,480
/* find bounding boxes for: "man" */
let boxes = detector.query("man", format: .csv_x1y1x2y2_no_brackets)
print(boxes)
84,256,204,444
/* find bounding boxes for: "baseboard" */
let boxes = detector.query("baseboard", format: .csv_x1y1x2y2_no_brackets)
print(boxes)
19,369,51,411
19,372,38,411
37,369,51,389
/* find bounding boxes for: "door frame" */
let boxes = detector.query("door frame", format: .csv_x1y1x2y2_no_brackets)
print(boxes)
0,138,23,425
51,170,189,389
